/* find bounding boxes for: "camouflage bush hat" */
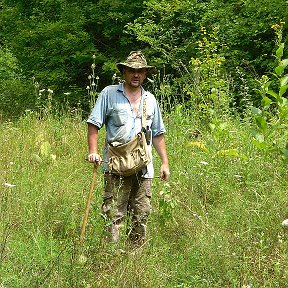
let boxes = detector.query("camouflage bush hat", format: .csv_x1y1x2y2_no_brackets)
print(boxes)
116,51,157,74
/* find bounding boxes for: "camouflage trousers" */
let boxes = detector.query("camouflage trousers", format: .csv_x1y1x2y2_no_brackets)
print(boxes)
102,173,152,244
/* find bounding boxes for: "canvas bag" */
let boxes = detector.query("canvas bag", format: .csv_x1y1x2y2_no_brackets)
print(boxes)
108,98,151,177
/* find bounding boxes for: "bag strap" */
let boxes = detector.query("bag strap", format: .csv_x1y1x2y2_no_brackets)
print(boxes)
141,97,147,132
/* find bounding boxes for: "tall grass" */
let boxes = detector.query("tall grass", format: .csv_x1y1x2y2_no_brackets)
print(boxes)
0,102,287,287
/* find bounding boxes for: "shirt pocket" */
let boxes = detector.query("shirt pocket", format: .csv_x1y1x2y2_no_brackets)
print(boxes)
112,108,128,126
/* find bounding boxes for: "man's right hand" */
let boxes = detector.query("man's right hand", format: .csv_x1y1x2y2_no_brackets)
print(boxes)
88,153,102,163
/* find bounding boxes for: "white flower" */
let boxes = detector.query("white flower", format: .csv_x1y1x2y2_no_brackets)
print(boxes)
51,154,57,161
86,86,90,90
39,89,45,93
9,162,15,165
164,182,170,188
47,89,53,94
200,161,208,165
282,219,288,227
3,182,16,187
63,92,71,96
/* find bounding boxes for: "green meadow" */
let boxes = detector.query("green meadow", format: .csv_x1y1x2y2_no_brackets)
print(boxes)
0,106,287,287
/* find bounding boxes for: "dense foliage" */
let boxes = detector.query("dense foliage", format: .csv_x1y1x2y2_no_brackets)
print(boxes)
0,0,287,116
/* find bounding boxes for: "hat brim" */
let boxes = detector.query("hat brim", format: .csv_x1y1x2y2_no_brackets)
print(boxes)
116,62,157,74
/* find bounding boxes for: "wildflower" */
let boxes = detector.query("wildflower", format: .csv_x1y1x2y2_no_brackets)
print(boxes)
271,24,280,30
189,141,208,152
200,161,208,165
164,182,170,188
92,54,96,59
211,88,217,93
159,190,164,196
282,219,288,227
47,89,53,94
91,63,96,69
39,89,45,93
95,76,99,80
88,75,92,80
63,92,71,96
9,162,15,165
86,86,90,90
3,182,16,187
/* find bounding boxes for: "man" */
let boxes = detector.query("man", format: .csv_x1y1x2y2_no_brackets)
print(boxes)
87,51,170,245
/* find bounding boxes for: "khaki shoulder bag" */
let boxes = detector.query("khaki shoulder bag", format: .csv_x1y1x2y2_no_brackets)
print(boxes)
108,98,151,177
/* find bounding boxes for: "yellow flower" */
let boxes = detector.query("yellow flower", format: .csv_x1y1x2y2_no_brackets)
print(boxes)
271,24,280,30
188,141,208,152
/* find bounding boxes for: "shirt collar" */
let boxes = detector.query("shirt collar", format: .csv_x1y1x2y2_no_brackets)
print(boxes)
117,82,147,98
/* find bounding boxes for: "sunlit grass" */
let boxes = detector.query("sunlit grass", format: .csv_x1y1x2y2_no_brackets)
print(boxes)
0,107,287,287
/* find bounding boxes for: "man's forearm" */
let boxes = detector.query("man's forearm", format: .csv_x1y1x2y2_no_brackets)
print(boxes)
88,123,99,154
152,134,169,165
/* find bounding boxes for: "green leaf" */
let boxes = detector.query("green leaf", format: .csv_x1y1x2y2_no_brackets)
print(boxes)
280,75,288,86
252,137,268,150
276,43,284,58
275,65,284,76
267,90,278,99
255,133,265,143
261,96,272,107
279,85,288,97
255,116,267,132
40,141,52,157
279,59,288,69
280,148,288,161
251,106,262,116
263,80,272,91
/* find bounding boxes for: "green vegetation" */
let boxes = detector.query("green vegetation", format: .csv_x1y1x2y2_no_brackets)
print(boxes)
1,0,287,113
0,102,287,287
0,1,288,287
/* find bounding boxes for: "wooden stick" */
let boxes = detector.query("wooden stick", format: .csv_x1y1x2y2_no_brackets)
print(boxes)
80,163,98,243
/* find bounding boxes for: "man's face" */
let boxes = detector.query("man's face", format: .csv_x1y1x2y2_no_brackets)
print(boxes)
123,67,147,89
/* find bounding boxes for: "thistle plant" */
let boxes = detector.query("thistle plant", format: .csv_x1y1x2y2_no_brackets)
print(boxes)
252,22,288,160
87,54,99,110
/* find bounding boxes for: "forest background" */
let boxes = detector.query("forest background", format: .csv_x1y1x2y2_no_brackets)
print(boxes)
0,0,288,287
0,0,287,117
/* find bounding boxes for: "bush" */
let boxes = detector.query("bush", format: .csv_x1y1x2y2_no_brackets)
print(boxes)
0,79,37,120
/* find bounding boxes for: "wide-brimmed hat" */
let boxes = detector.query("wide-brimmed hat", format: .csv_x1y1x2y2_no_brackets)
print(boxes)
116,51,157,74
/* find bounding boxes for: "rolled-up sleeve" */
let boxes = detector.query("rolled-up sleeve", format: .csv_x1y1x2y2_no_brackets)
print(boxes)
87,88,108,129
151,99,166,137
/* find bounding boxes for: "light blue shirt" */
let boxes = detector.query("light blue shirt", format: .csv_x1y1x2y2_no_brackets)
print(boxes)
87,83,166,178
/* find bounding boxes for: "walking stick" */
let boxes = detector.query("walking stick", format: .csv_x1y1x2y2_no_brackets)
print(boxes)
80,162,98,243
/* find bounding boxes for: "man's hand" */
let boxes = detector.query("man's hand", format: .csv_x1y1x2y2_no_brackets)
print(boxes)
88,153,102,163
160,163,170,181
